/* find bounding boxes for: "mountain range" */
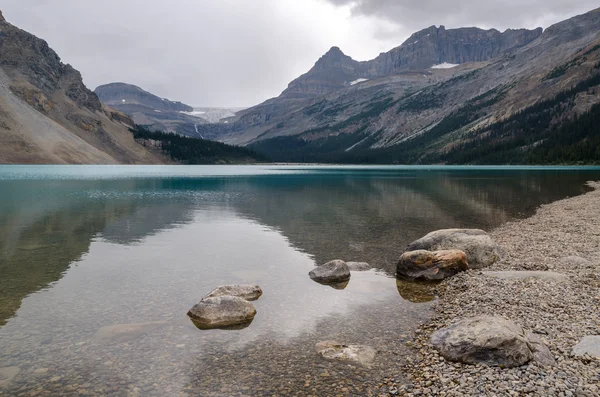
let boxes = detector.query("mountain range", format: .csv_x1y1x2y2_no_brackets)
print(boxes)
1,7,599,164
192,7,600,164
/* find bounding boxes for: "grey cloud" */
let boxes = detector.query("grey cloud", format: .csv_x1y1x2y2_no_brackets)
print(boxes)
1,0,327,107
328,0,600,33
1,1,596,108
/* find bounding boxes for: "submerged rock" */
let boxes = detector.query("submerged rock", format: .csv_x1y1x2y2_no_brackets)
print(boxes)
204,284,263,301
346,262,372,271
407,229,499,269
397,249,468,281
315,341,376,367
430,316,554,367
0,366,20,388
187,296,256,330
93,321,166,343
396,279,437,303
572,336,600,358
309,260,351,284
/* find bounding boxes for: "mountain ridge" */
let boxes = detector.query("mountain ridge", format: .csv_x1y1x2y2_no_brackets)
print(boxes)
279,25,543,99
0,12,168,164
193,7,600,165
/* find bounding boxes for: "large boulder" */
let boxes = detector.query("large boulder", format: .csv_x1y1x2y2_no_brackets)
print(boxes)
204,284,263,301
430,316,555,367
315,341,377,367
407,229,499,269
309,260,351,284
397,249,468,281
187,296,257,330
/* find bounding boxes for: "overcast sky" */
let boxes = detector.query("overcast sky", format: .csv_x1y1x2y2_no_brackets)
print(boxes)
2,1,598,107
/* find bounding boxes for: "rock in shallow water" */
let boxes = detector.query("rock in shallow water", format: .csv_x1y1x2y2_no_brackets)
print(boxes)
397,249,468,281
309,260,351,284
407,229,499,269
204,284,263,301
430,316,554,367
187,296,256,330
315,341,376,367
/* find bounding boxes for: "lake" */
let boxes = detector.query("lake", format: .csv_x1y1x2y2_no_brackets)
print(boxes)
1,165,600,396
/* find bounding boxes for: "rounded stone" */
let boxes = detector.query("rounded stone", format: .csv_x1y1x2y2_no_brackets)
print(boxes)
187,296,257,330
309,260,351,284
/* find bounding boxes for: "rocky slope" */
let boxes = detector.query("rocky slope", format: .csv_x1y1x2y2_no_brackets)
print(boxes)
199,8,600,164
0,11,167,164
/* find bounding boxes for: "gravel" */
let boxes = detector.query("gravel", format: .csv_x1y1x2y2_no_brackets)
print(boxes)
379,181,600,397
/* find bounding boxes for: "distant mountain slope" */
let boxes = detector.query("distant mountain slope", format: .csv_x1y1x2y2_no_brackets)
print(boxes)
281,26,542,99
195,25,544,146
94,83,244,137
0,11,168,164
95,82,193,112
198,8,600,165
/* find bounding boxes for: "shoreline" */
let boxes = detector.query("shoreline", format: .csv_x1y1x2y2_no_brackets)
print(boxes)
383,181,600,396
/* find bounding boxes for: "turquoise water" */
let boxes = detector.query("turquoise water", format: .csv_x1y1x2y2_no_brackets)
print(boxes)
1,165,600,396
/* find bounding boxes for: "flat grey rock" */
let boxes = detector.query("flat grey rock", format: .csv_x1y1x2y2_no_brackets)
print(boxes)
482,271,569,283
204,284,263,301
94,321,166,343
560,256,591,266
430,316,554,367
346,262,372,271
572,335,600,358
315,341,376,367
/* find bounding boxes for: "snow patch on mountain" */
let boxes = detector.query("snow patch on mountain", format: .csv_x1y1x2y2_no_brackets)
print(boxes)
350,78,369,86
431,62,460,69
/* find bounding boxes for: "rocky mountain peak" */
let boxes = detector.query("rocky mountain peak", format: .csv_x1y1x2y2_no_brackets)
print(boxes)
314,46,357,69
0,10,5,22
279,23,543,99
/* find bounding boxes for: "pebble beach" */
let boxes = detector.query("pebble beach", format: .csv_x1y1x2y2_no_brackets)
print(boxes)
381,182,600,396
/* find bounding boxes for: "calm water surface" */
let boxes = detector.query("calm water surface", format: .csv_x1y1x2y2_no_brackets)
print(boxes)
1,165,600,396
